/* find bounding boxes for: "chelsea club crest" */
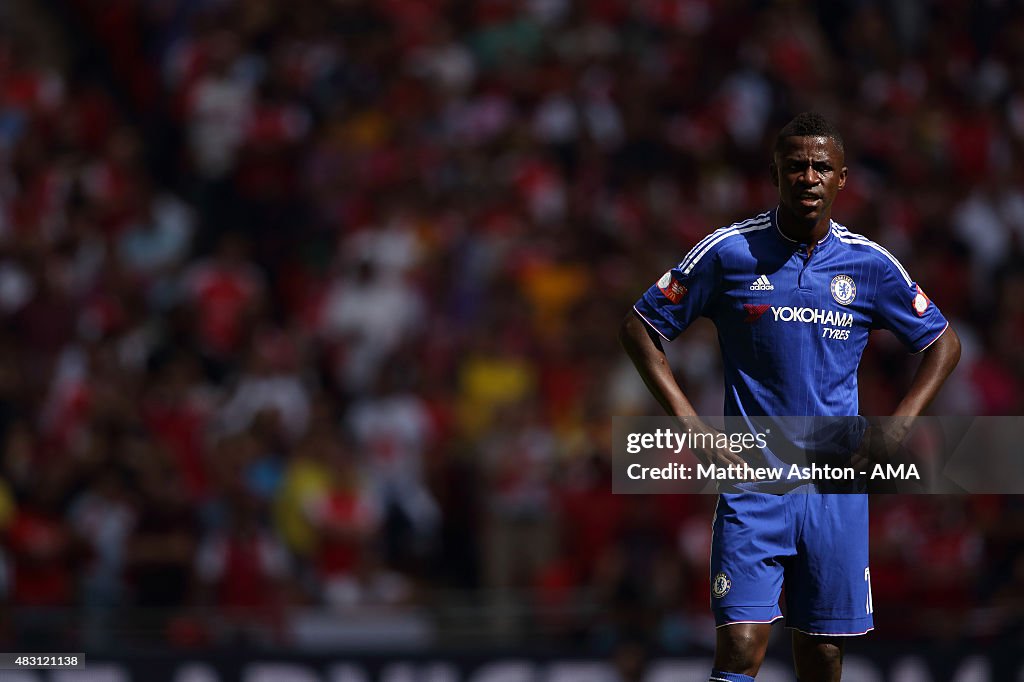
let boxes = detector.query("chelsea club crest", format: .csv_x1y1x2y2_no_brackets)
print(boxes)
830,274,857,306
712,572,732,598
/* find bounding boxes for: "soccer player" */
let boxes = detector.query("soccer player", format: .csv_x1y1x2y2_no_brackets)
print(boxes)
619,112,961,681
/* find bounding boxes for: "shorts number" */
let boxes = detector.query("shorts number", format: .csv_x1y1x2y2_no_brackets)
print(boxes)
864,567,873,615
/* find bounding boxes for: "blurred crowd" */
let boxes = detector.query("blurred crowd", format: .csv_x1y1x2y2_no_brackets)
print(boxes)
1,0,1024,651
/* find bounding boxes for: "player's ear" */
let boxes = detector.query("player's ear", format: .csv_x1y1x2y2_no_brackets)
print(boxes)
838,166,848,191
769,160,779,187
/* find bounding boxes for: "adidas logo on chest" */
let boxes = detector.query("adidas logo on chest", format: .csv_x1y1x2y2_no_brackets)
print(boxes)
749,275,774,291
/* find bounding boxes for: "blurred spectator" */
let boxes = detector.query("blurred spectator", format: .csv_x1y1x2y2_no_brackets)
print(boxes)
126,467,198,612
179,231,265,372
6,474,79,608
181,31,257,182
219,327,310,442
116,186,195,283
195,490,291,644
274,422,337,566
347,366,440,565
319,258,426,391
141,349,214,502
68,466,136,610
480,400,556,592
303,443,382,608
457,327,537,438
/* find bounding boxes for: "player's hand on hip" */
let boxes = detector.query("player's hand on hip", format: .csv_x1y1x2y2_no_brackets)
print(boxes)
694,434,756,481
850,422,901,471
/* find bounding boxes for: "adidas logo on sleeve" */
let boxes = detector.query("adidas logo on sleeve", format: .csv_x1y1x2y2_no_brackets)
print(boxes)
749,274,774,291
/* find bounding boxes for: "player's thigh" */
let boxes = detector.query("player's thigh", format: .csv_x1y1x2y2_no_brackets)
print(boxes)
792,630,844,681
785,494,873,635
710,493,794,626
714,622,774,674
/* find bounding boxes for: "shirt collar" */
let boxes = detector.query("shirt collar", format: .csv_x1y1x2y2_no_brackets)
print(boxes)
772,207,833,249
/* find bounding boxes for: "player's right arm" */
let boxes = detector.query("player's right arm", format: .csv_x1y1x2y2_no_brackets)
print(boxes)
619,312,746,469
619,247,748,469
619,312,700,419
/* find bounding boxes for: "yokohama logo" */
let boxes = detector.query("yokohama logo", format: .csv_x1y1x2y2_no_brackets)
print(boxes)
771,306,854,327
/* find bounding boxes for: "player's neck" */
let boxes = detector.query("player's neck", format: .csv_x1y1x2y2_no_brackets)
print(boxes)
777,209,831,251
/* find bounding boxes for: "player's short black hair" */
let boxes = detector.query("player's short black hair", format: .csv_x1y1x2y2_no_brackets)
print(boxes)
774,112,844,154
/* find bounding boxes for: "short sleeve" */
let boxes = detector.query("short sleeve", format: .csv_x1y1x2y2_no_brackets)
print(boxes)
872,258,948,353
633,244,721,342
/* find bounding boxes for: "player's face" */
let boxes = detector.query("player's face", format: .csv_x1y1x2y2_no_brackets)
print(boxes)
771,136,847,224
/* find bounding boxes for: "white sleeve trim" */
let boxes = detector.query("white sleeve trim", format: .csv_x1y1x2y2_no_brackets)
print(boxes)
912,320,949,354
632,304,672,342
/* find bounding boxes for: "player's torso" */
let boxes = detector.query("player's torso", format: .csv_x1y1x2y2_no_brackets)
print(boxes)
709,225,875,416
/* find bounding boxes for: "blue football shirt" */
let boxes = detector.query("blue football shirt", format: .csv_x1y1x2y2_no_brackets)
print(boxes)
634,208,948,418
633,209,949,490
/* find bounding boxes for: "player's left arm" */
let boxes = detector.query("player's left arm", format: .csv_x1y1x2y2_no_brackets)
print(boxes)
855,324,960,472
892,324,961,418
886,324,961,441
871,261,962,442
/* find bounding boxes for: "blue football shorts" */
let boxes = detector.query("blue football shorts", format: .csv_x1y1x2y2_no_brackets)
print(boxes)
709,492,874,636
